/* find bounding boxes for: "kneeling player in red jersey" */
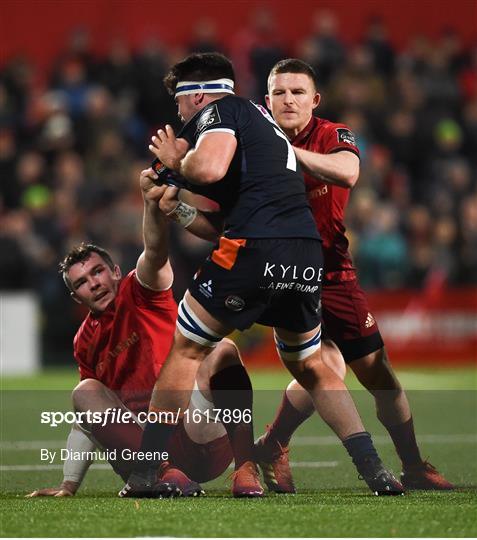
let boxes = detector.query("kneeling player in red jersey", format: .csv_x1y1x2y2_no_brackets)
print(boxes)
26,168,259,498
253,58,453,493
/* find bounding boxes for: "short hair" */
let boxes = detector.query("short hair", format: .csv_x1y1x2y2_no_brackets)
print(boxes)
59,243,115,290
268,59,318,91
163,52,235,96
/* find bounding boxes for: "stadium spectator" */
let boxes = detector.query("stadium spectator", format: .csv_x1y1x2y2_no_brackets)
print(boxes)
0,14,475,369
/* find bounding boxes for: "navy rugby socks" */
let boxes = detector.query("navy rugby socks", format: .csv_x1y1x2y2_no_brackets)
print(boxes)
135,421,177,472
342,431,379,469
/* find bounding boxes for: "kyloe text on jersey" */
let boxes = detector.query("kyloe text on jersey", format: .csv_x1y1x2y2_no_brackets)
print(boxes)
263,263,323,282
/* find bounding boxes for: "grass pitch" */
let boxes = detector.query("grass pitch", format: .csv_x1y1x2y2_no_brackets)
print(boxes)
1,367,476,537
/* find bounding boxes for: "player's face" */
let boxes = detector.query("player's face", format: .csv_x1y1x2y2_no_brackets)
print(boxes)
67,252,122,313
176,94,199,123
266,73,321,138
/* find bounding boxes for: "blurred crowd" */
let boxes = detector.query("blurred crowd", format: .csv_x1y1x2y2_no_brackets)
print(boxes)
1,8,476,361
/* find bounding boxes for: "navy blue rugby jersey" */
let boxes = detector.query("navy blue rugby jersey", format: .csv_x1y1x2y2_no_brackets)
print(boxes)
178,95,320,240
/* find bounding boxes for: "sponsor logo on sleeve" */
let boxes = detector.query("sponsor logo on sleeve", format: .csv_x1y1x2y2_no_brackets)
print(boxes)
196,104,221,135
336,128,356,146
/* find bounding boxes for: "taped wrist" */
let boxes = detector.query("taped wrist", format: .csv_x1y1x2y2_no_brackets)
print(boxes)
166,201,198,228
63,427,96,484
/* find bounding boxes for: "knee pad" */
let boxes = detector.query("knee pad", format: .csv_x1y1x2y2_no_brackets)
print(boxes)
274,328,321,362
177,296,223,347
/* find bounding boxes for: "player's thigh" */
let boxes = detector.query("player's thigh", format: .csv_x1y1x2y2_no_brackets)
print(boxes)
322,339,347,380
170,423,232,483
196,338,242,402
349,347,402,390
170,394,233,482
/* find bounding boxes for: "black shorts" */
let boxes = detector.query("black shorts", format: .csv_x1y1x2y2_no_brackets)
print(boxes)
188,237,323,333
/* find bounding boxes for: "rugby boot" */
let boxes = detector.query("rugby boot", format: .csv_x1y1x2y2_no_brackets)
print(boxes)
254,433,296,494
118,468,181,498
358,456,405,496
230,460,264,497
159,462,205,497
401,461,454,490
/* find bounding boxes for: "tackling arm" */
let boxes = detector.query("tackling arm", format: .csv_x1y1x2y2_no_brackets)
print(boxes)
154,186,223,242
136,169,174,291
293,147,359,188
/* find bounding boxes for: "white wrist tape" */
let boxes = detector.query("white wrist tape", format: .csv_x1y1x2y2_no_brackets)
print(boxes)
166,201,198,228
63,427,96,484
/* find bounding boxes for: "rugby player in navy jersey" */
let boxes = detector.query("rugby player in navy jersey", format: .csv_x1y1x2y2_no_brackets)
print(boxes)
122,52,403,497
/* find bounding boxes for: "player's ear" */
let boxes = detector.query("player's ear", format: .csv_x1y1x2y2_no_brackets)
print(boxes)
265,94,271,110
312,92,321,110
113,265,122,280
194,92,205,105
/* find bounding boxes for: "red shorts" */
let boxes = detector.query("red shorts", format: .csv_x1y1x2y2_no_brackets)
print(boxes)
321,279,384,363
168,423,233,483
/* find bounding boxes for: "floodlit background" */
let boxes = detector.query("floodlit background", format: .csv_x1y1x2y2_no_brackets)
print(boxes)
1,0,476,373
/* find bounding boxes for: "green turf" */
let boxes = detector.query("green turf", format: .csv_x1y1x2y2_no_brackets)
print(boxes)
2,365,476,390
1,367,476,537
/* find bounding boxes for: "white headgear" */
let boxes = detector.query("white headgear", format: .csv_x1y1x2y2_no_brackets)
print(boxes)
174,78,235,98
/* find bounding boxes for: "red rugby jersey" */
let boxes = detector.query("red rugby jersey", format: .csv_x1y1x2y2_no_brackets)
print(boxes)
73,271,177,413
293,116,360,282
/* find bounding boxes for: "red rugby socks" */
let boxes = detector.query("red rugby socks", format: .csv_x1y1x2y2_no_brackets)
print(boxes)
385,417,422,467
266,392,313,447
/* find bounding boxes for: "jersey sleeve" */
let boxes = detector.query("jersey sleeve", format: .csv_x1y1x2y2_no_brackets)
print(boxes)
129,271,178,314
181,98,239,147
321,123,360,157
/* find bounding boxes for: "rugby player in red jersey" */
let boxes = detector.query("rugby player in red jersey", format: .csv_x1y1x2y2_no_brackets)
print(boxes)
253,58,453,493
26,167,256,498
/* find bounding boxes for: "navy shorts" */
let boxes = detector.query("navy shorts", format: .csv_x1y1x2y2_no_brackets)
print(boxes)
189,237,323,333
